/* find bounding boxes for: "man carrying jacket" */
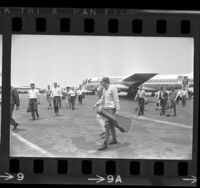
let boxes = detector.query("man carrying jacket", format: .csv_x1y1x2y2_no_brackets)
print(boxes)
10,87,20,130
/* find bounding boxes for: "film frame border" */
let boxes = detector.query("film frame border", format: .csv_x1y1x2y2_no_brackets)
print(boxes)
0,7,199,186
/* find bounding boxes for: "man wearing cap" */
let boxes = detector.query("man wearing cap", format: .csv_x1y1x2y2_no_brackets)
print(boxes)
28,83,40,120
93,77,120,151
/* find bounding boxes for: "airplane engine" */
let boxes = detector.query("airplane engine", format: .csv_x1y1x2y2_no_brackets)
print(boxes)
127,87,138,100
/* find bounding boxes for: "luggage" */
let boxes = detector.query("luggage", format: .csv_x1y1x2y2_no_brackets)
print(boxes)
97,108,131,132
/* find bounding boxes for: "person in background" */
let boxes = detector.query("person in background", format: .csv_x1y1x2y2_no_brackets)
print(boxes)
176,89,182,104
93,77,120,151
57,85,62,108
77,87,83,104
51,82,62,116
167,87,178,116
65,87,71,108
159,87,168,116
180,88,188,106
154,90,160,111
69,87,76,110
10,86,20,130
28,83,40,120
46,85,52,109
134,86,146,115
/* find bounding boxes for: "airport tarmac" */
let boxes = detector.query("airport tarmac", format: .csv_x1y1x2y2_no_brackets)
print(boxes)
1,94,193,159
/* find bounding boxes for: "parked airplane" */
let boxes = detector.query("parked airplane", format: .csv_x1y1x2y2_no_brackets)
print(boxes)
82,73,157,98
82,72,193,98
142,72,193,92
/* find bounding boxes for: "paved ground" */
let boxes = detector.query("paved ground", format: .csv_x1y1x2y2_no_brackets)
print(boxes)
0,94,193,159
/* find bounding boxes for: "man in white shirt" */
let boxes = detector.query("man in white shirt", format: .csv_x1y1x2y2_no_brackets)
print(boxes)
93,77,120,151
46,85,52,109
180,88,188,106
134,86,146,115
65,87,71,108
77,88,83,104
57,85,62,108
28,83,40,120
68,87,76,110
51,82,62,116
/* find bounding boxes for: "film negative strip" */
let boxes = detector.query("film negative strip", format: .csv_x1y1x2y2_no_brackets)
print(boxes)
0,7,199,186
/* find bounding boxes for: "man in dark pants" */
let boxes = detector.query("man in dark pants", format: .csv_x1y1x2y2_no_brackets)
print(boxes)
28,83,40,120
51,82,62,116
93,77,120,151
160,87,168,116
134,86,146,115
10,87,20,130
69,87,76,110
168,87,178,116
46,85,52,109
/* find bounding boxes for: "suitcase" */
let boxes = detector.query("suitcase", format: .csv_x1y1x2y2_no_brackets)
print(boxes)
97,108,131,132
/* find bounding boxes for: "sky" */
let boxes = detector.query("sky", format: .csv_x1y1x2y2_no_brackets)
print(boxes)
10,35,194,89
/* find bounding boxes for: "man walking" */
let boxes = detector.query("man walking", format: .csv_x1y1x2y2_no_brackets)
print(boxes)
134,86,146,115
65,87,71,108
159,87,168,116
28,83,40,120
46,85,52,109
57,85,62,108
69,87,76,110
77,88,83,104
168,87,178,116
51,82,62,116
10,87,20,130
180,88,188,106
93,77,120,151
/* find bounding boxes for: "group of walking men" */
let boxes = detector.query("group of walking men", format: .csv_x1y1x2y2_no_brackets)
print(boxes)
10,82,84,130
46,83,84,114
134,85,191,117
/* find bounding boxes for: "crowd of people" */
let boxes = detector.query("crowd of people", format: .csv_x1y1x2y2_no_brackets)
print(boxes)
134,86,193,117
10,79,193,151
10,82,85,128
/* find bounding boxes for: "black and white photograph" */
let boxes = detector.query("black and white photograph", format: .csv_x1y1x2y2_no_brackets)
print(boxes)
10,35,194,159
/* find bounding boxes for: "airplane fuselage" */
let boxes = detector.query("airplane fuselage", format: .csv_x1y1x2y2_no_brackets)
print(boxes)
83,73,193,94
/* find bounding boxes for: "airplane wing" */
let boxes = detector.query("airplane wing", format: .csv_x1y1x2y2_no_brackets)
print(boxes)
123,73,157,88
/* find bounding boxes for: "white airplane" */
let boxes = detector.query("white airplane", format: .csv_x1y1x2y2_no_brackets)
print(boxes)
142,72,193,92
82,72,193,98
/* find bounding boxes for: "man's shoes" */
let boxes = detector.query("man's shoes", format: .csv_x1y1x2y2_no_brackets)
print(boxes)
32,117,36,120
108,140,117,145
13,123,19,130
98,144,107,151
